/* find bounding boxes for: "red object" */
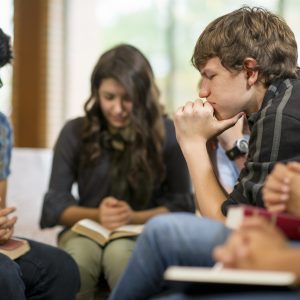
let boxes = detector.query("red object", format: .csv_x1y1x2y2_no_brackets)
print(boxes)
226,205,300,240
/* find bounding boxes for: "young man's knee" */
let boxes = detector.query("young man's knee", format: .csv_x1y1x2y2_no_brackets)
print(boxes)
142,213,192,245
146,213,182,232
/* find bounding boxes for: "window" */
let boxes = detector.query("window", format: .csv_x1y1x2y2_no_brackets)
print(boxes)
8,0,300,146
63,0,300,124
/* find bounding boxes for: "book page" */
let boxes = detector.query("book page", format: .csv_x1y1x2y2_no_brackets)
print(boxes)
109,224,144,240
77,219,111,239
113,224,144,234
225,206,244,229
164,266,296,286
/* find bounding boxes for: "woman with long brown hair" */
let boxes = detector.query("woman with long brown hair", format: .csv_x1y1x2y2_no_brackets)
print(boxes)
40,44,194,298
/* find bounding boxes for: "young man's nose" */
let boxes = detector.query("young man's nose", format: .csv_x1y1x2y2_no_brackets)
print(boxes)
199,88,209,98
198,80,210,98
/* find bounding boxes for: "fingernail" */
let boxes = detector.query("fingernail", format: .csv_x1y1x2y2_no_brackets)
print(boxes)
283,177,290,184
280,194,289,201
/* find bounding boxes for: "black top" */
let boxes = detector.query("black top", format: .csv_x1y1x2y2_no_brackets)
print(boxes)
40,116,195,228
222,78,300,214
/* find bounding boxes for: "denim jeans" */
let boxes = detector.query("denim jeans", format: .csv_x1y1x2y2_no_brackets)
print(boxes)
109,213,231,300
153,291,300,300
0,239,80,300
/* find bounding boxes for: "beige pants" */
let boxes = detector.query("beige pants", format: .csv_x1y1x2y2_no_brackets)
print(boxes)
58,230,136,299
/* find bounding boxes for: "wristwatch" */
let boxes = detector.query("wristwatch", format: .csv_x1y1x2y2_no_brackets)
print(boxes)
225,138,249,160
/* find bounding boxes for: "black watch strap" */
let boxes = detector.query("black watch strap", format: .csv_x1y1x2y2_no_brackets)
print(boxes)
226,146,243,160
225,138,248,161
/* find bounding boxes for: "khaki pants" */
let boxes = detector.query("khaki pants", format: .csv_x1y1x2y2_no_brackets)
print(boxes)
58,230,136,299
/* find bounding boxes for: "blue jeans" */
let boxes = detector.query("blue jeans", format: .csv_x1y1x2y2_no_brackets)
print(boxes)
109,213,231,300
153,292,300,300
0,239,80,300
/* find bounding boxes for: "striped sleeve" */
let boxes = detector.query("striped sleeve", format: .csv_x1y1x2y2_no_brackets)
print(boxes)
222,79,300,215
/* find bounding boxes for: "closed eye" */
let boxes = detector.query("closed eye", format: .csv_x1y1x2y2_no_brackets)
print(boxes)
102,92,115,100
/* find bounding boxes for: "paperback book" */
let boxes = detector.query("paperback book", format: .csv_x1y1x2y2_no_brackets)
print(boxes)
0,238,30,260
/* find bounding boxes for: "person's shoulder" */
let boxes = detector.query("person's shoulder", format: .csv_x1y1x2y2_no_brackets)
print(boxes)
262,78,300,116
57,117,85,144
280,78,300,115
62,116,85,132
0,112,11,129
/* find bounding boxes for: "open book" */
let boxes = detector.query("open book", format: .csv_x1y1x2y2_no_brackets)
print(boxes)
71,218,144,246
0,238,30,260
164,266,297,294
226,204,300,240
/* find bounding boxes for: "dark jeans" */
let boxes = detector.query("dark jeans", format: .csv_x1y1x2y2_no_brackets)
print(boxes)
153,291,300,300
0,239,80,300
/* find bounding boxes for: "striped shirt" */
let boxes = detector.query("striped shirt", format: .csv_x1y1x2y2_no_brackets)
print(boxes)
222,78,300,214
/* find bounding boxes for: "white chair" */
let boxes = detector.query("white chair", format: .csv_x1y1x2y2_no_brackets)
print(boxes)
6,147,62,246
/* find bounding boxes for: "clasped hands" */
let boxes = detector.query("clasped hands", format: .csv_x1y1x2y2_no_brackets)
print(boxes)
98,197,134,230
173,99,244,150
214,216,289,270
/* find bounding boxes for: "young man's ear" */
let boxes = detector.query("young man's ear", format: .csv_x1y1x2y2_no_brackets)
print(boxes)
243,57,259,86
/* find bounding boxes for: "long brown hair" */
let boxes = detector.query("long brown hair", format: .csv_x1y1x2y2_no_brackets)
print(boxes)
81,44,165,204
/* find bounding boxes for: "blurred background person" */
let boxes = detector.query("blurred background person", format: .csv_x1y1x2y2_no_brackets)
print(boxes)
40,44,194,299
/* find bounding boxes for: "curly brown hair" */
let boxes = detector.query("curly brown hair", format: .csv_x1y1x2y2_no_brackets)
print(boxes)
0,28,13,68
81,44,165,203
192,6,299,86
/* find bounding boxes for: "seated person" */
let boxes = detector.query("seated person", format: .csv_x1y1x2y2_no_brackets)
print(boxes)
108,6,300,300
157,162,300,300
0,27,80,300
40,44,195,298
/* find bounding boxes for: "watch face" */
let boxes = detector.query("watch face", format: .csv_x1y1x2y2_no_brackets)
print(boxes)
237,139,249,154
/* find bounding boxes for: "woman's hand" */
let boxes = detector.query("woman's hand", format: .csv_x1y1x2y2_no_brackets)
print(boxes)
98,197,133,230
